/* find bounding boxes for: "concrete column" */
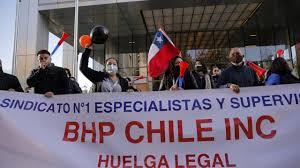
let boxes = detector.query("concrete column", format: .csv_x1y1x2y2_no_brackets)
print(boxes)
62,42,74,75
14,0,49,88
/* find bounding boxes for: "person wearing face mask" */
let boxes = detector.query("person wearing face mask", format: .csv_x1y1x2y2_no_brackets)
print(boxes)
191,60,212,89
79,46,128,92
0,59,23,92
210,65,221,88
217,48,259,93
27,50,70,97
159,56,197,91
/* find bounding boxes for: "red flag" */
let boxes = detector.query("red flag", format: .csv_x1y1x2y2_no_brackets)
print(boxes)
179,61,189,77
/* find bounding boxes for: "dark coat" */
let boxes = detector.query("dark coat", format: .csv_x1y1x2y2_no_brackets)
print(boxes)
217,64,259,88
159,70,197,90
0,69,23,92
266,72,300,85
68,77,82,94
27,65,69,94
80,48,128,92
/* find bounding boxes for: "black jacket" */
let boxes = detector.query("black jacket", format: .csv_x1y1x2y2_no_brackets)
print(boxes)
27,65,69,94
217,64,259,88
80,48,128,92
0,69,23,92
159,70,197,90
68,77,82,94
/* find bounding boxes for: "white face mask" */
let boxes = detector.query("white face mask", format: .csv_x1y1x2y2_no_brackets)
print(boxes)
106,64,118,75
231,58,245,66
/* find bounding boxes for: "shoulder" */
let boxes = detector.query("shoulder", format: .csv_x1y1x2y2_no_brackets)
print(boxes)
3,73,19,83
269,73,280,80
119,76,128,84
221,66,233,75
2,72,16,78
51,66,66,73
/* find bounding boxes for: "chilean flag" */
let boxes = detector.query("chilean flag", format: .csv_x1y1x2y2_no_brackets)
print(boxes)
148,29,179,77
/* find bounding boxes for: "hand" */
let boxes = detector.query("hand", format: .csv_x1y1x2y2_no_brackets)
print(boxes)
87,44,93,49
25,87,32,93
8,88,15,91
44,91,54,98
229,84,240,93
170,85,179,91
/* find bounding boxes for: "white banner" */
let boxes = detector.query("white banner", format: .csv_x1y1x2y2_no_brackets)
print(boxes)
0,84,300,168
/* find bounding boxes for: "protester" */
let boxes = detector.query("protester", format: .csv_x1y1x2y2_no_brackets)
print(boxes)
64,68,82,94
217,48,259,93
265,57,300,85
79,46,128,92
27,50,70,97
211,65,221,88
159,56,197,91
0,59,23,92
191,60,212,89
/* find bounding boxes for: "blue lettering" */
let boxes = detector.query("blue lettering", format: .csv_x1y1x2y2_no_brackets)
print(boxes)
216,98,225,109
13,100,24,109
230,98,240,109
1,98,10,108
148,101,158,112
192,99,202,111
95,102,103,113
114,102,122,112
172,100,181,111
202,99,212,110
133,101,143,112
181,99,190,110
57,103,63,113
9,99,15,108
262,95,272,106
159,100,167,112
46,104,55,113
240,97,251,108
124,101,132,112
38,102,47,112
283,94,293,105
272,95,283,106
251,96,260,107
24,101,34,110
63,103,70,113
103,102,112,113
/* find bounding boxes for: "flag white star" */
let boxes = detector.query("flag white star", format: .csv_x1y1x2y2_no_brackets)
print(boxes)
156,36,163,43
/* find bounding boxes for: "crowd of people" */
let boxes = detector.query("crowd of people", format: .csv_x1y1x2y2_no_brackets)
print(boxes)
0,47,299,97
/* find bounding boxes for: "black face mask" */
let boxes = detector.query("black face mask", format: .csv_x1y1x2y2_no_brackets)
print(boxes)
174,66,180,76
196,66,206,72
175,66,180,72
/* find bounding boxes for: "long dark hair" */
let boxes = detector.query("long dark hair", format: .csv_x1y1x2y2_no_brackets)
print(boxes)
164,56,181,78
269,57,291,75
161,56,182,89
